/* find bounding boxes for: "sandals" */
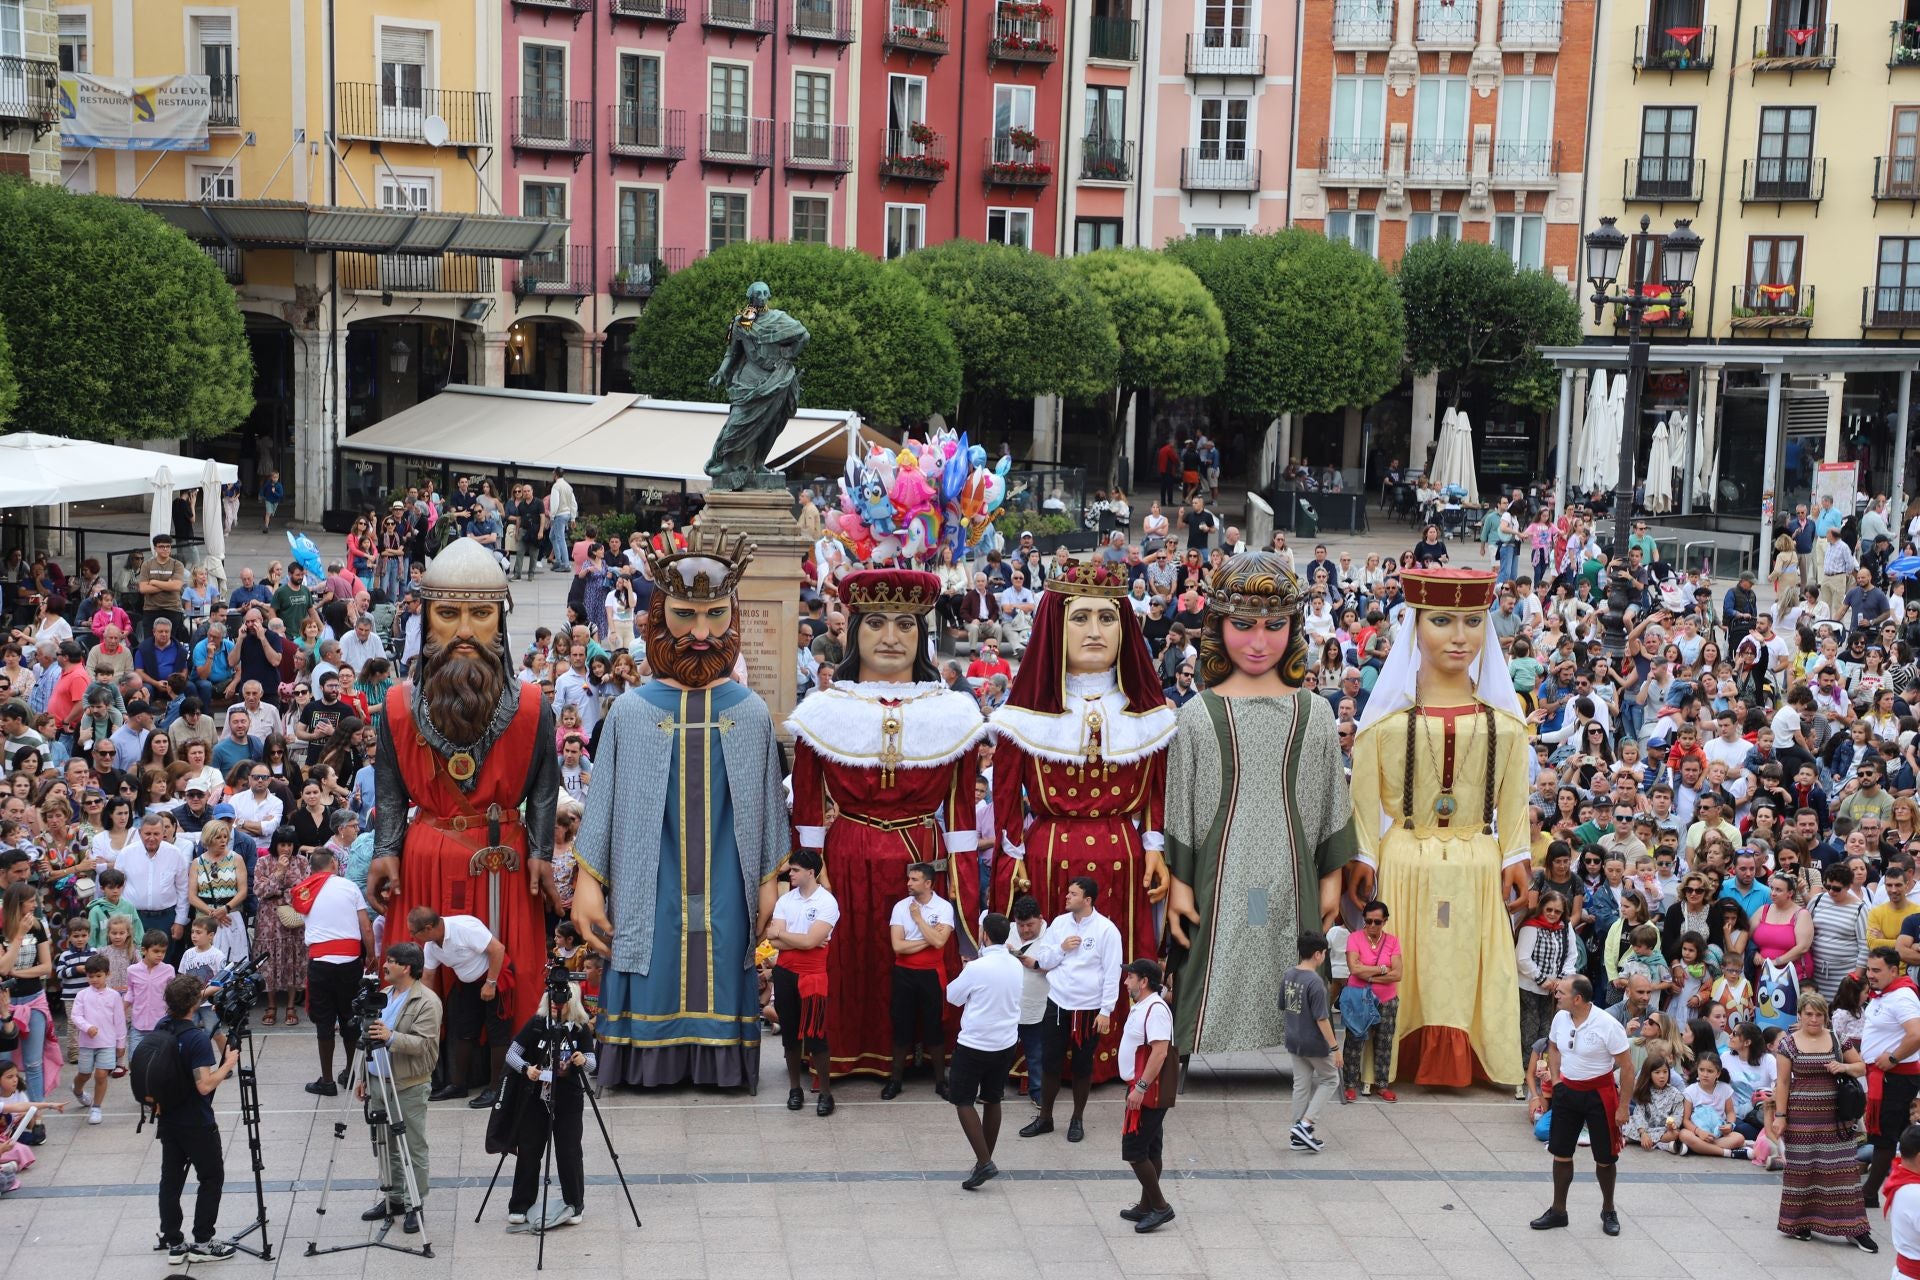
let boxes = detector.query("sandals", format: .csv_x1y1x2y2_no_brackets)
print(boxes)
285,1011,300,1027
263,1011,277,1026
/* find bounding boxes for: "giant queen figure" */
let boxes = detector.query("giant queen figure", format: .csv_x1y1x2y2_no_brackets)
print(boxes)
569,526,789,1090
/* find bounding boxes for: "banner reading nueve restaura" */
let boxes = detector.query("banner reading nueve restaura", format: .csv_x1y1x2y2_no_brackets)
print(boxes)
57,73,211,151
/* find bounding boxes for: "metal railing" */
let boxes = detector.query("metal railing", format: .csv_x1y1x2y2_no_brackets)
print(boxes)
1753,23,1836,62
878,128,949,181
1893,20,1920,68
885,2,949,53
990,13,1059,62
1741,156,1825,204
335,83,492,146
1185,31,1266,75
609,104,687,160
1866,285,1920,329
200,243,243,285
1088,15,1140,59
704,0,775,31
0,55,61,128
610,0,686,21
510,245,593,297
337,253,496,294
609,246,686,298
207,73,240,127
1332,0,1394,46
1079,137,1134,181
785,121,851,171
1406,137,1470,184
1501,0,1561,45
1624,155,1705,202
514,0,594,9
1729,282,1814,322
789,0,853,40
701,114,773,166
1875,154,1920,201
1416,0,1477,44
1632,24,1715,72
1179,147,1261,191
985,135,1055,184
1318,135,1388,182
512,96,592,152
1491,139,1559,184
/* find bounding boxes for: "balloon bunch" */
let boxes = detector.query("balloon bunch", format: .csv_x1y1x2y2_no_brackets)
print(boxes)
822,432,1010,566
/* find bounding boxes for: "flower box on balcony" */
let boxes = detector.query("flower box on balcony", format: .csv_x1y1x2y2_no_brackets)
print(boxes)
987,160,1052,184
908,121,938,145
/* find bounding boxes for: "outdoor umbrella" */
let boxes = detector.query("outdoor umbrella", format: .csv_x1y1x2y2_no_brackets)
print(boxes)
1645,418,1674,514
1692,405,1717,499
1577,370,1610,492
1594,373,1628,491
1430,407,1479,505
1429,407,1457,493
1887,555,1920,580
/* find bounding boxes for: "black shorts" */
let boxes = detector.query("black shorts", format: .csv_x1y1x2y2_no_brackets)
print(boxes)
445,974,514,1045
1040,1000,1099,1082
890,966,944,1048
306,958,364,1038
1874,1070,1920,1153
771,965,827,1054
1121,1104,1167,1164
1547,1083,1619,1165
948,1043,1016,1107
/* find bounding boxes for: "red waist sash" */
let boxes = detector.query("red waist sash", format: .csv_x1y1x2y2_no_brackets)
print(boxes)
1561,1071,1623,1156
1867,1060,1920,1136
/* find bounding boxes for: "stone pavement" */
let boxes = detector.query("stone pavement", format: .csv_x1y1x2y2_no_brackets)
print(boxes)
0,1025,1891,1280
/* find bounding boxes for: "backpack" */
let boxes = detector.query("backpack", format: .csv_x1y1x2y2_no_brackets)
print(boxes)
129,1021,195,1124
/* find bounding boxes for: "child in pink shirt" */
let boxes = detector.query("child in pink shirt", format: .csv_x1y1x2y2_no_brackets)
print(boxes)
125,931,176,1058
68,955,126,1125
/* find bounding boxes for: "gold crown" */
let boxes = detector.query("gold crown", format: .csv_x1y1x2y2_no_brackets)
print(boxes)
1043,559,1128,599
1203,552,1303,620
641,525,755,601
841,569,941,614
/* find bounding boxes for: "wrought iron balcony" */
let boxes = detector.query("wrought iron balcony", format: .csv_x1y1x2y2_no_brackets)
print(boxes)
789,0,854,42
704,0,775,34
990,11,1059,64
878,128,949,182
337,253,497,294
609,104,687,163
701,114,773,168
1317,136,1388,184
1624,155,1705,204
1332,0,1394,48
609,0,687,24
208,73,240,128
1491,139,1560,185
1500,0,1561,47
510,245,593,298
1741,156,1824,206
512,96,593,153
1079,137,1133,182
1752,23,1836,66
785,121,851,173
985,135,1054,186
1893,20,1920,69
610,246,686,298
1632,24,1715,76
1185,32,1266,75
514,0,593,10
1875,154,1920,203
1729,282,1813,331
1865,286,1920,331
336,84,491,147
884,2,949,55
0,55,61,136
1415,0,1477,45
1407,138,1470,185
1179,147,1260,191
1088,15,1140,60
200,243,243,285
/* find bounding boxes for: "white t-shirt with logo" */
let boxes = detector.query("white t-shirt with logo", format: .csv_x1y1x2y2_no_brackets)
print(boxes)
1548,1006,1630,1081
774,885,840,943
888,892,954,943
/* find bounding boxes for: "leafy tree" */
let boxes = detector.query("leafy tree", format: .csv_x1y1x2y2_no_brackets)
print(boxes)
1165,229,1403,420
892,240,1119,426
0,317,18,429
629,240,960,427
1396,237,1581,412
1068,249,1227,488
0,178,250,441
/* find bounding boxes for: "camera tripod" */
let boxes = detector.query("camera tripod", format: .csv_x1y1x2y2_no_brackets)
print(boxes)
305,1023,434,1259
220,1013,274,1260
474,1014,641,1271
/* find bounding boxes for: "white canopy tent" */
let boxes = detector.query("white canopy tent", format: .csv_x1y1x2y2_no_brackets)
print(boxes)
1428,407,1479,504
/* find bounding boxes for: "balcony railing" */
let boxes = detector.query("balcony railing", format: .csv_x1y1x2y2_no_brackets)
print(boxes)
0,55,62,133
1407,138,1470,184
1624,155,1705,203
701,114,773,167
1741,156,1825,205
609,246,686,298
1729,282,1814,330
1866,285,1920,330
1491,139,1560,185
1179,147,1261,191
990,13,1059,63
1612,284,1691,330
510,245,593,298
1416,0,1477,45
512,96,592,152
200,243,243,285
1332,0,1394,47
1080,137,1134,181
609,104,687,162
207,73,240,128
789,0,854,41
884,3,950,55
879,128,949,181
1501,0,1561,46
1876,154,1920,202
785,121,851,172
1752,23,1836,65
610,0,687,23
704,0,775,32
1185,32,1266,75
514,0,594,10
1318,136,1388,183
337,253,497,294
985,135,1055,185
1088,15,1140,60
336,84,492,146
1893,21,1920,68
1632,24,1716,74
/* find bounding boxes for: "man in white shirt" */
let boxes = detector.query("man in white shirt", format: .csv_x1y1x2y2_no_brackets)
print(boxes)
1019,876,1123,1144
766,849,839,1117
1530,975,1632,1238
1887,1125,1920,1271
1702,712,1752,778
945,911,1025,1189
227,765,284,842
123,812,191,951
234,681,282,741
339,614,388,671
408,907,511,1109
302,846,376,1098
1118,958,1176,1234
882,862,956,1101
1863,947,1920,1207
547,467,578,572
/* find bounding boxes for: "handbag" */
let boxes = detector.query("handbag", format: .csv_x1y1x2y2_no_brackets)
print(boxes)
1831,1031,1868,1124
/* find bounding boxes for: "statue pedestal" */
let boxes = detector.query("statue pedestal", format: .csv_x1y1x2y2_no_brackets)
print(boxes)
699,488,811,737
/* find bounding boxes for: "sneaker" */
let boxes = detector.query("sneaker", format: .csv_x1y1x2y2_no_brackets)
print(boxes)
165,1241,191,1264
1514,1084,1528,1101
188,1240,235,1262
1289,1122,1325,1153
507,1213,528,1226
553,1205,582,1228
72,1077,88,1103
1853,1234,1880,1254
1577,1131,1592,1147
87,1107,102,1126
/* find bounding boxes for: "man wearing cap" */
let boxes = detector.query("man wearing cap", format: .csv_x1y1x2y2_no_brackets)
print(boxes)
137,534,186,642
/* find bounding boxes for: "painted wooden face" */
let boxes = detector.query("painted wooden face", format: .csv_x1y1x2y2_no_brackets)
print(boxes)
1063,600,1122,676
1415,609,1486,680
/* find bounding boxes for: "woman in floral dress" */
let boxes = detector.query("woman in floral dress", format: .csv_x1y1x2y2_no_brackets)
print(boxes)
189,820,251,963
251,827,306,1026
1771,993,1875,1251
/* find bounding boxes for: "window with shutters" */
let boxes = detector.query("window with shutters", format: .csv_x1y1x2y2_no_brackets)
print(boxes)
792,71,831,160
58,12,87,73
618,53,662,148
709,64,749,156
380,26,430,118
193,15,236,125
522,44,567,141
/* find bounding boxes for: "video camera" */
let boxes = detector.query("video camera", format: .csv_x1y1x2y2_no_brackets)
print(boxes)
209,951,268,1029
348,969,386,1032
544,960,573,1011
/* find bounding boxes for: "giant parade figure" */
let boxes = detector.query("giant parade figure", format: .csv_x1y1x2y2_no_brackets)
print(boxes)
786,568,987,1080
1164,551,1358,1058
1350,567,1528,1089
368,537,560,1084
570,527,789,1090
968,558,1175,1084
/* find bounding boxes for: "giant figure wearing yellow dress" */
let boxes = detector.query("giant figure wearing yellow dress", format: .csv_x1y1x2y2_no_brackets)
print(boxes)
1350,568,1528,1088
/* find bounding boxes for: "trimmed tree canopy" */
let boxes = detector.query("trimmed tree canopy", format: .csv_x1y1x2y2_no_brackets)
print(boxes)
1397,237,1582,412
0,178,251,442
628,240,960,427
0,317,17,429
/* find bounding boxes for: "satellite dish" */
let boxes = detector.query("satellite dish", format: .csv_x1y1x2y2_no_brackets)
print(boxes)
421,115,450,148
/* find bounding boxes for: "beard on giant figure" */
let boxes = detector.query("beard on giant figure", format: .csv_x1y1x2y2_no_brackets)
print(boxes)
367,538,561,1098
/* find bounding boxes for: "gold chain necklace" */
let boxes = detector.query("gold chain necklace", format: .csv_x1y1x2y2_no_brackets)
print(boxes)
1413,711,1459,820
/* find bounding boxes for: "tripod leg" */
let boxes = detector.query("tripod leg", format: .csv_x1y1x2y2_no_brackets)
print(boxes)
474,1148,511,1224
536,1095,556,1272
581,1081,643,1228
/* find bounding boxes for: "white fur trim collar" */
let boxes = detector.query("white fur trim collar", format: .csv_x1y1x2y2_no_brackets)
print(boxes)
786,682,987,769
988,685,1178,766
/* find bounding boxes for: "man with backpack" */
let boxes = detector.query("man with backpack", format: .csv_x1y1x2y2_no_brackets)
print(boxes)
140,974,239,1263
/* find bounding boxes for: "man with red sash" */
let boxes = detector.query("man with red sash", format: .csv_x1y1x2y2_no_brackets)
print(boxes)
1530,974,1633,1238
1118,958,1175,1233
766,849,839,1116
365,539,559,1098
1883,1124,1920,1275
295,846,376,1097
1864,947,1920,1207
882,862,955,1100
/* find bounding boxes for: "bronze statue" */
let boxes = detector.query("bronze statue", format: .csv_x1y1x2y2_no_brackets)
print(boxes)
704,281,809,491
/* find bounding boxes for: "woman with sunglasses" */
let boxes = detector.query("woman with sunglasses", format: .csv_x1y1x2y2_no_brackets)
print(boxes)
1662,872,1717,962
260,733,302,803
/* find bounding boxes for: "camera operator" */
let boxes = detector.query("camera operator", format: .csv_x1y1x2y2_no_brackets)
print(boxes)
408,907,512,1107
357,941,441,1234
501,976,596,1230
156,974,240,1264
301,847,376,1097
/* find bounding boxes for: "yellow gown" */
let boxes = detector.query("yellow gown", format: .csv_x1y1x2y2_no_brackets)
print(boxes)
1350,701,1529,1087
